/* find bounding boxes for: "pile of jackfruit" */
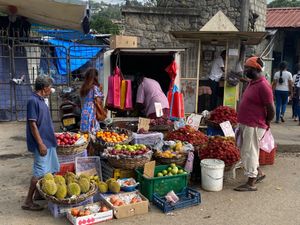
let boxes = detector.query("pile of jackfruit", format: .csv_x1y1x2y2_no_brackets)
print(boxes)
40,172,94,199
95,178,120,194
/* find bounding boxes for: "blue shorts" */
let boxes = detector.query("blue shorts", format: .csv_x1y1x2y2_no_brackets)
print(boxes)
33,147,60,178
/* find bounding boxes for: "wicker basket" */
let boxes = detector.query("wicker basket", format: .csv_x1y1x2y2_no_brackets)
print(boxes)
154,154,187,167
56,141,89,156
36,180,97,205
106,151,153,170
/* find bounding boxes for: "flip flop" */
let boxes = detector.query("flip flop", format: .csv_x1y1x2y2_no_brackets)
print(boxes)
234,184,257,192
21,203,44,211
256,174,266,183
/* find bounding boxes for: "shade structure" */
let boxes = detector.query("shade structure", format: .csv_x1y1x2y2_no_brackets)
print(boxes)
0,0,87,31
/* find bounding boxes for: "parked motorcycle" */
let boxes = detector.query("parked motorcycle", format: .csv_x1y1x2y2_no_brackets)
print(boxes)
59,86,81,132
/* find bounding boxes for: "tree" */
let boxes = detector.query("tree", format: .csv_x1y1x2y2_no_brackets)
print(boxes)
268,0,300,8
90,15,120,34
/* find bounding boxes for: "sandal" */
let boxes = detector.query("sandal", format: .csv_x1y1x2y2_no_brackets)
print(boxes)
256,174,266,183
234,184,257,192
21,203,44,211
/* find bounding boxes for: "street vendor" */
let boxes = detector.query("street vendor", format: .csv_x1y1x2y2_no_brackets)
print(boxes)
22,76,59,211
136,75,170,119
234,56,275,192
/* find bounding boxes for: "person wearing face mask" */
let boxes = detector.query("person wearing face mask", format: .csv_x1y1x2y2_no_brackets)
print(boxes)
22,76,59,211
234,56,275,192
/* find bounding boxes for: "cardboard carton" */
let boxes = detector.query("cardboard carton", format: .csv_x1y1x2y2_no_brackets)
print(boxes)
110,35,138,49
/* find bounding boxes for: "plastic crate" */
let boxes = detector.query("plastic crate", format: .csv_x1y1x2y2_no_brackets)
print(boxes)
259,147,276,165
75,156,102,181
153,187,201,213
135,165,188,201
56,162,75,176
48,197,93,218
101,159,135,181
57,149,87,164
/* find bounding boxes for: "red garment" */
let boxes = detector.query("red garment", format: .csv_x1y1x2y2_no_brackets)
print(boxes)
165,60,177,91
237,76,273,129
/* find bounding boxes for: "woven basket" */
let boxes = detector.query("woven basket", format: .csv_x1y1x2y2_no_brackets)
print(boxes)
56,141,89,156
36,180,97,205
107,151,153,170
154,154,187,167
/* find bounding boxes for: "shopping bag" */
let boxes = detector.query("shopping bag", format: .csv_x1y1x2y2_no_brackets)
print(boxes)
168,85,185,119
124,80,133,110
120,80,127,110
106,67,121,109
259,129,275,153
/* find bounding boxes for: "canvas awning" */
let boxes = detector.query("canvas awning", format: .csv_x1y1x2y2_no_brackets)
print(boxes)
170,31,268,45
0,0,87,31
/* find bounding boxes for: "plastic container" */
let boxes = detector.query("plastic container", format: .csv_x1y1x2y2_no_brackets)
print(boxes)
75,156,102,181
48,197,93,218
57,149,87,164
101,160,135,181
118,178,139,192
259,147,276,165
56,162,75,176
153,187,201,213
135,165,188,201
200,159,225,192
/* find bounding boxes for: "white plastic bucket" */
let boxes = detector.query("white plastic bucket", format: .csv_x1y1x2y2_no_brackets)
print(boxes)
200,159,225,192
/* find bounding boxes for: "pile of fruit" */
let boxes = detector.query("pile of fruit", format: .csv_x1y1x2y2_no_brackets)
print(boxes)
96,131,128,143
166,126,208,146
150,117,173,126
70,203,109,218
155,141,185,159
209,106,238,126
199,136,240,166
107,192,143,207
156,163,187,177
96,178,121,194
40,172,95,199
55,132,82,146
106,144,151,157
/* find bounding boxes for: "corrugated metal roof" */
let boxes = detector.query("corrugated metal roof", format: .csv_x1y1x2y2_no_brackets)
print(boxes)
267,8,300,28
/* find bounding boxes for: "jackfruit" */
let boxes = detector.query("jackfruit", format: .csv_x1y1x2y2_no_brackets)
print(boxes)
79,174,90,182
105,178,116,187
44,173,54,180
55,184,67,199
67,183,81,197
54,175,66,185
42,180,57,195
64,172,76,185
78,178,90,193
97,181,108,193
108,181,120,194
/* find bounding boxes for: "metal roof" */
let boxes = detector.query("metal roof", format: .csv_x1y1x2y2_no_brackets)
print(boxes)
266,8,300,28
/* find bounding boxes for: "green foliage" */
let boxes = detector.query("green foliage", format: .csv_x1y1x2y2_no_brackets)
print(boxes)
268,0,300,8
90,15,120,34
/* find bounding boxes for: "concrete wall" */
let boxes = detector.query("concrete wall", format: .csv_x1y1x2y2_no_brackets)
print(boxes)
249,0,267,31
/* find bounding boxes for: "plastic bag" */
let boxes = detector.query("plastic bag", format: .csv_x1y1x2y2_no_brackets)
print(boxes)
125,80,133,110
106,67,121,109
168,85,185,120
259,129,275,153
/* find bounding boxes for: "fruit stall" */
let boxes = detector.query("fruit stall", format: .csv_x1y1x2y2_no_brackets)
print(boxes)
35,105,276,224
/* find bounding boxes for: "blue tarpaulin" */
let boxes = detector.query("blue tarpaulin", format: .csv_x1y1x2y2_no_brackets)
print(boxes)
47,39,102,75
37,30,94,41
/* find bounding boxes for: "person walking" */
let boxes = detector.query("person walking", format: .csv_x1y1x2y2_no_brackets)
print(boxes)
208,50,226,110
292,64,300,122
272,61,293,123
234,56,275,192
22,76,59,211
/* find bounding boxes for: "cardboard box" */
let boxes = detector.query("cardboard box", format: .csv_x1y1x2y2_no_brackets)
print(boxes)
103,191,149,219
66,202,113,225
110,35,138,49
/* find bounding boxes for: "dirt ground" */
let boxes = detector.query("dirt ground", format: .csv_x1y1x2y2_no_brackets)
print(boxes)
0,119,300,225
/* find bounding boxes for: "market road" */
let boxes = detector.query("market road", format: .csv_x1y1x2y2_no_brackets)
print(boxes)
0,112,300,225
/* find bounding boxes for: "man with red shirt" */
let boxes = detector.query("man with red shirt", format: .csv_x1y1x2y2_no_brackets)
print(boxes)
234,56,275,192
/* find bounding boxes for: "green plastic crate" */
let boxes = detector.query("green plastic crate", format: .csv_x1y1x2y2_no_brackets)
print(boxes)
135,165,188,201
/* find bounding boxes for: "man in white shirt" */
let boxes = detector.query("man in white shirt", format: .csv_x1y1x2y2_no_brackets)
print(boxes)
208,50,226,110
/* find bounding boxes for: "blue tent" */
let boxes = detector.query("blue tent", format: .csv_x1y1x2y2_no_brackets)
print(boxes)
47,39,103,75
